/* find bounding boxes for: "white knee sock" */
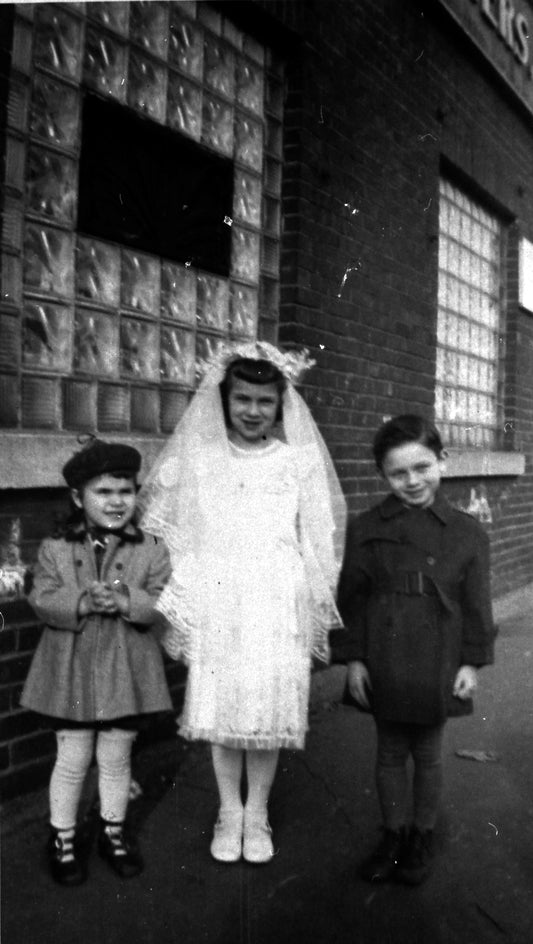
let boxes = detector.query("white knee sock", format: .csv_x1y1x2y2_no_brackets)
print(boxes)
245,749,279,815
49,728,95,830
96,728,136,824
211,744,244,813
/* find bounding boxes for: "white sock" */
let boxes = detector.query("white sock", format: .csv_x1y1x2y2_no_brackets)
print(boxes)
245,749,279,816
96,728,136,824
211,744,244,813
49,729,94,830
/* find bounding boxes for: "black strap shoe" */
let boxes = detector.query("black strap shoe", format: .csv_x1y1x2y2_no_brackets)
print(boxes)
98,821,143,878
395,827,434,885
47,827,87,886
360,827,406,882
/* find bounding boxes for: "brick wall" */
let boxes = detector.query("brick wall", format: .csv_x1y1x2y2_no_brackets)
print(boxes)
3,0,533,798
275,0,443,510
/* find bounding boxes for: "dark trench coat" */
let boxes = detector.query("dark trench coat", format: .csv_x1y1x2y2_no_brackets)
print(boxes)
332,493,497,725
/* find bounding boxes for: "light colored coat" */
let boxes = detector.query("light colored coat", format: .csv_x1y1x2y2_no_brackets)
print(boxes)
21,529,173,722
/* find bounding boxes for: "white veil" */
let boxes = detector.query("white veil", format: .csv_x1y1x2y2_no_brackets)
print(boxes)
137,345,347,663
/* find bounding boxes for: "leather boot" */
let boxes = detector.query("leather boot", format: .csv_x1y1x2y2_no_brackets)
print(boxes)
360,827,406,882
395,827,434,885
47,827,87,886
98,820,143,878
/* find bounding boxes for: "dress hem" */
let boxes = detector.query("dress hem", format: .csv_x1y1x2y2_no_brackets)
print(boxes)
179,726,307,751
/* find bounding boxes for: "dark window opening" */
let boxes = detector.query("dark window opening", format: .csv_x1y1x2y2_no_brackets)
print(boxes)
77,94,234,276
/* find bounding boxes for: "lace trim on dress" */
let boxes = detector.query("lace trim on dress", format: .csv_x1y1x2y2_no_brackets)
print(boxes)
178,726,307,751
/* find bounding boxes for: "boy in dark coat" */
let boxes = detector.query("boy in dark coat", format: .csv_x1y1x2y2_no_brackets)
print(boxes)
334,415,496,885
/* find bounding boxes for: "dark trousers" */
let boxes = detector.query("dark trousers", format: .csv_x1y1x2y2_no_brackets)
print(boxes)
375,720,445,832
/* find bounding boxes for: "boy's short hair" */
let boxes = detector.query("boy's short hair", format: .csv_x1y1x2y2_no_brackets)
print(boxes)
62,438,141,489
372,414,444,470
219,357,286,426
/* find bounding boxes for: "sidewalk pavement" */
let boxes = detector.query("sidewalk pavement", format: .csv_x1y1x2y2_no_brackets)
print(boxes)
2,587,533,944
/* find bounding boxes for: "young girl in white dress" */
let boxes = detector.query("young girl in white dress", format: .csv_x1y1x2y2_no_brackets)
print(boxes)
138,342,346,864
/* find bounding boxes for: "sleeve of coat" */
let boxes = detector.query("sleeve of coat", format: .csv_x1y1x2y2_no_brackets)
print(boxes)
28,539,85,632
330,514,371,663
459,524,497,667
126,536,171,627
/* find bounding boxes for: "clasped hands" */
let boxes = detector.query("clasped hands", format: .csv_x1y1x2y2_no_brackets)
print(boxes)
346,660,478,710
78,580,130,618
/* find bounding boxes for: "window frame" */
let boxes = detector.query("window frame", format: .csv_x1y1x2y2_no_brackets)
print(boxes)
436,174,524,479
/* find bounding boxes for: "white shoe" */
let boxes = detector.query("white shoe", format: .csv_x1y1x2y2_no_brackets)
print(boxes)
210,809,243,863
243,810,274,864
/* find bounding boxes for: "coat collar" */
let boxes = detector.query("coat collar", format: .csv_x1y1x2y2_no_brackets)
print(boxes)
379,492,451,524
66,520,143,544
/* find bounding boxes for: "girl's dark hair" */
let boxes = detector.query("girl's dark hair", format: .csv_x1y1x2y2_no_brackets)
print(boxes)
219,358,286,426
372,414,444,471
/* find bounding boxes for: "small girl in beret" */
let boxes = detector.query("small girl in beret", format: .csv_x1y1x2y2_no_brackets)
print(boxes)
21,438,172,886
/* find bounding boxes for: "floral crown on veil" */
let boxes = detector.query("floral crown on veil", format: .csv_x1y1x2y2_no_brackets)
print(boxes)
196,340,316,384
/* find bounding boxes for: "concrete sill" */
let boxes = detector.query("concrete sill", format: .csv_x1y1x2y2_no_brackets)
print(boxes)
0,436,526,488
442,450,525,479
0,433,168,489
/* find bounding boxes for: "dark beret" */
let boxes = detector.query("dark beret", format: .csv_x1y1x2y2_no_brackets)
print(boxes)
62,439,141,488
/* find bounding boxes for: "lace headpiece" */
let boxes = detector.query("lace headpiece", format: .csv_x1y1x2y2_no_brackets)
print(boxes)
196,340,315,385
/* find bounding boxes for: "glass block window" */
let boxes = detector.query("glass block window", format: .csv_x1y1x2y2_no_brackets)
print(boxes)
436,179,504,448
1,2,284,435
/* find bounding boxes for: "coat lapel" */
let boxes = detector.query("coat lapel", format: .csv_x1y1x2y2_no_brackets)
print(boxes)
373,493,450,558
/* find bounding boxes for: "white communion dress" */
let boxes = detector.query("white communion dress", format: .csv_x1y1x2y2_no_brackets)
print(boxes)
137,346,346,753
157,438,320,750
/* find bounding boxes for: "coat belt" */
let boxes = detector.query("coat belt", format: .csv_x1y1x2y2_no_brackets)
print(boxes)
374,571,459,605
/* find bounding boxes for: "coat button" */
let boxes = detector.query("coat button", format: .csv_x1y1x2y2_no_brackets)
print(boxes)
75,559,83,567
427,556,436,566
116,562,123,570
